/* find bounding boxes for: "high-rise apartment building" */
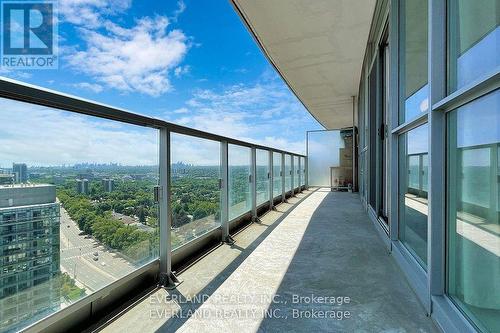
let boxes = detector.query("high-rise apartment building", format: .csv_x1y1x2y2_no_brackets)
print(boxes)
12,164,27,184
76,179,89,195
101,179,114,192
0,184,60,332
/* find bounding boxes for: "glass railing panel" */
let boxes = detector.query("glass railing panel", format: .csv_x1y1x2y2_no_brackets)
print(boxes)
300,156,306,186
228,145,251,220
293,155,299,190
256,149,270,206
0,98,159,333
170,133,221,250
285,154,292,193
272,153,282,199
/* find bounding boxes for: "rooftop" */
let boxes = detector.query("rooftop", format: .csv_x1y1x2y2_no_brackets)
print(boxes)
0,183,56,208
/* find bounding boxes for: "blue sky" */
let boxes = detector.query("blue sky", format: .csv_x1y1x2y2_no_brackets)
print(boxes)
0,0,323,166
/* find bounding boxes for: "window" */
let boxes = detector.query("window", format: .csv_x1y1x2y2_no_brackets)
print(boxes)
398,124,429,268
447,90,499,333
170,134,221,249
399,0,429,124
228,145,251,220
256,149,270,206
272,153,282,199
447,0,500,93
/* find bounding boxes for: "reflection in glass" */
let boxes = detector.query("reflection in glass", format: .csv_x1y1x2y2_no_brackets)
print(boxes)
399,124,429,268
0,98,159,332
447,90,499,333
272,153,282,199
293,156,299,191
256,150,270,206
228,145,251,220
399,0,429,123
285,154,292,193
170,133,220,250
448,0,500,93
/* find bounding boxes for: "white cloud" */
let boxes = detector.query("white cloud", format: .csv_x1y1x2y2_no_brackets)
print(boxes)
162,73,322,155
0,68,32,80
60,0,132,28
72,82,104,93
60,0,191,97
67,16,190,96
170,133,220,165
174,65,190,78
173,107,189,114
0,76,320,167
0,99,158,167
171,0,186,22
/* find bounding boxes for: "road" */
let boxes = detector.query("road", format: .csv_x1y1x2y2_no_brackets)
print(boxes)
59,206,136,293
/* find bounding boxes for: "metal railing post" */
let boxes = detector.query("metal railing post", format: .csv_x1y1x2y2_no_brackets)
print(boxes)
159,128,179,288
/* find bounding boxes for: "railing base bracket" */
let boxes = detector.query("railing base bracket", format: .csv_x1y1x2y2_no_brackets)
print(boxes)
253,217,263,224
159,272,182,290
223,235,236,245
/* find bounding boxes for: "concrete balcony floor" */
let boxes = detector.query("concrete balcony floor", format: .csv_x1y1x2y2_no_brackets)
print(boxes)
99,189,438,333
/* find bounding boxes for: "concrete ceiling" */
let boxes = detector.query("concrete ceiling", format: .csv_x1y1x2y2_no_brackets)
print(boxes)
231,0,376,129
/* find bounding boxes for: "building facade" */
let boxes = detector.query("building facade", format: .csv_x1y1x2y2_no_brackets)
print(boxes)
12,164,27,184
102,179,114,192
0,184,60,332
76,179,89,195
355,1,499,332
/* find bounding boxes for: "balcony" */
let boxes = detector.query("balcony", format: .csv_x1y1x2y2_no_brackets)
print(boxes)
1,0,499,331
0,76,438,333
98,189,437,333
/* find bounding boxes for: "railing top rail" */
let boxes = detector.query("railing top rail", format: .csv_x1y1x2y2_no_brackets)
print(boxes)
0,76,306,158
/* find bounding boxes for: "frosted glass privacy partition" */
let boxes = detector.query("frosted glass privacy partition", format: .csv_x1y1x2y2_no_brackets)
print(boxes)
307,129,354,187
